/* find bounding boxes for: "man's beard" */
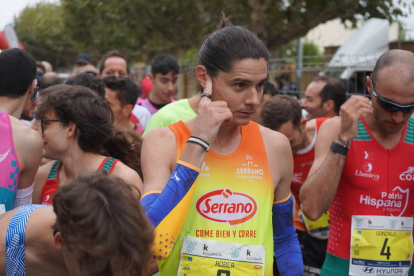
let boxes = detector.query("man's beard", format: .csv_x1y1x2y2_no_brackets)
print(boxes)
20,108,34,121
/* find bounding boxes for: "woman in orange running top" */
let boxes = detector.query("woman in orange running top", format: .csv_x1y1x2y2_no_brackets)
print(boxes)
32,85,142,205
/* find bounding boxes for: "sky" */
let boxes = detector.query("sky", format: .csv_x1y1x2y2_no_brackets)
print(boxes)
1,0,414,38
0,0,56,28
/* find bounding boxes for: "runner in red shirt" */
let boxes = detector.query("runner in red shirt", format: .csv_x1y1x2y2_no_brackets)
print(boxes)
300,50,414,276
261,95,329,275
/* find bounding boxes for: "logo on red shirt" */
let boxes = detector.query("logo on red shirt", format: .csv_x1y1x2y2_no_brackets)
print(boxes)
399,167,414,181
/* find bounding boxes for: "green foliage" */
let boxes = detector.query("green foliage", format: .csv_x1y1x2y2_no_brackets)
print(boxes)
60,0,219,62
14,2,79,68
14,0,414,69
303,43,321,57
279,41,321,57
302,42,325,65
277,40,324,67
60,0,414,57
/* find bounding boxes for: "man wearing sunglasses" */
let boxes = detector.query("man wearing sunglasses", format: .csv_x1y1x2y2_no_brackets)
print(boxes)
300,49,414,276
0,49,43,214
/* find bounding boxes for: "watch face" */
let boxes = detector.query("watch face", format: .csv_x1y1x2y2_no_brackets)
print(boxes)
330,141,348,156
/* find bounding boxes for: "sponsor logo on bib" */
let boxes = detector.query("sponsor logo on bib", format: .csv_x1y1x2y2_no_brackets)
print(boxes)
196,189,257,225
362,266,375,274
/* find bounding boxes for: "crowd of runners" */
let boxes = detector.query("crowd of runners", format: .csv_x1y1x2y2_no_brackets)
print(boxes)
1,16,414,276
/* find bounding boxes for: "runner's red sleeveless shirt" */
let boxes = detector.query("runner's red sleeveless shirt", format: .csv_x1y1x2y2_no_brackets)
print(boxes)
40,157,119,204
292,117,328,231
328,116,414,261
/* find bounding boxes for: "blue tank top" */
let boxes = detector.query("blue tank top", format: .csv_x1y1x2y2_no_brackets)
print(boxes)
5,204,48,276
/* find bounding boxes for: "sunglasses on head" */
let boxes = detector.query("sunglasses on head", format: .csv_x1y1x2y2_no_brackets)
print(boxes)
370,74,414,113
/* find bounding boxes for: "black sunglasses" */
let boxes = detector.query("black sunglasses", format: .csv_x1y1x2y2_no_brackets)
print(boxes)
40,119,68,133
370,74,414,113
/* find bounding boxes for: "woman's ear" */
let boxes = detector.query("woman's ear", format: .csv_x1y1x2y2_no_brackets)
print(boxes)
196,65,207,91
67,122,77,138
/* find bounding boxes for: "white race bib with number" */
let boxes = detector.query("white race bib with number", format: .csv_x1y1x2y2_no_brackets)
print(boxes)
177,236,265,276
0,204,5,215
350,215,413,276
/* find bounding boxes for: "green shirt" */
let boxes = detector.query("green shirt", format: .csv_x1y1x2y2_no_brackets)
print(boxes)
143,99,196,137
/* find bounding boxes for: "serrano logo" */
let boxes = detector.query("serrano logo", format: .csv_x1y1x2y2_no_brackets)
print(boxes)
196,189,258,225
399,166,414,181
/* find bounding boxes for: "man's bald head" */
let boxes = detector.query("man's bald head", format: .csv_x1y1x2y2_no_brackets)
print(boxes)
372,50,414,84
39,72,60,90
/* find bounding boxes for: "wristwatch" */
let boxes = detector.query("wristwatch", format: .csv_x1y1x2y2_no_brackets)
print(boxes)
330,141,348,156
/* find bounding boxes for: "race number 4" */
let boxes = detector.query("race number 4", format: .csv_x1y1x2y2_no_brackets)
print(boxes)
380,238,391,260
350,215,413,276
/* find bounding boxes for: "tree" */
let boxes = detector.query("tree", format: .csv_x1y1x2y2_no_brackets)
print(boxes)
14,2,80,68
61,0,412,59
15,0,413,67
255,0,411,50
60,0,209,61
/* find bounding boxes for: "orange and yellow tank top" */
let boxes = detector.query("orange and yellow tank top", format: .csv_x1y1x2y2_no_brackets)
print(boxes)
159,121,274,276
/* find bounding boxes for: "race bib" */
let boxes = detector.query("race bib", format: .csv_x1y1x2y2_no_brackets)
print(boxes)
300,210,330,240
0,204,5,215
350,215,413,276
178,236,265,276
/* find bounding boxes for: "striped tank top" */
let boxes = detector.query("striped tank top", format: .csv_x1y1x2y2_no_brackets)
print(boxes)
5,204,48,276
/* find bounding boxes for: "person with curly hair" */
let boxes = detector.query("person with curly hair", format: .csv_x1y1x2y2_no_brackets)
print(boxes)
0,171,153,276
